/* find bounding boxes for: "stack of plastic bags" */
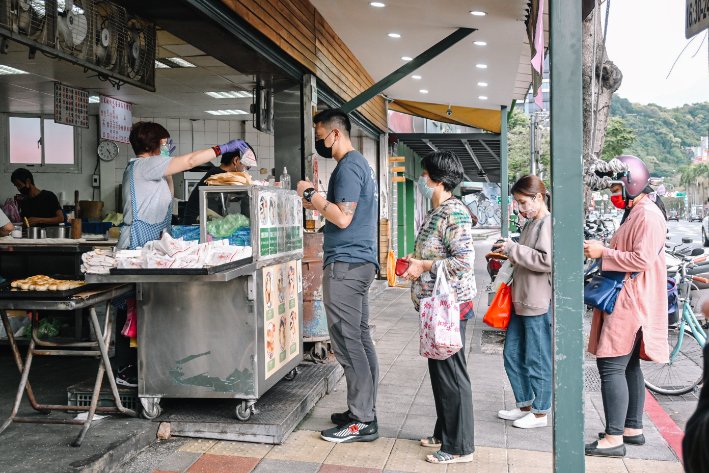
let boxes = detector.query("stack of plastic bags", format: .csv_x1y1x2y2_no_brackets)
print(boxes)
81,248,116,274
81,233,252,273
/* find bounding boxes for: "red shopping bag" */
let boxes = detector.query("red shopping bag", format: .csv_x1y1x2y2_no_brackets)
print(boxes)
483,281,512,329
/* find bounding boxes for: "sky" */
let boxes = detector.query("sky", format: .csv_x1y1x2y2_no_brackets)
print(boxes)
604,0,709,108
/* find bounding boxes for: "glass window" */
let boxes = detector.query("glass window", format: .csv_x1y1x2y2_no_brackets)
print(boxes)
9,117,42,165
43,119,75,164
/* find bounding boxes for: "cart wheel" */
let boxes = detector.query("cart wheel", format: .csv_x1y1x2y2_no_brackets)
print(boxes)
310,342,328,361
284,367,299,381
235,402,252,421
140,398,162,420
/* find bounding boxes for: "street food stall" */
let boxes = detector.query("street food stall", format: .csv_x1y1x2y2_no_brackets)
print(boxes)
86,185,304,420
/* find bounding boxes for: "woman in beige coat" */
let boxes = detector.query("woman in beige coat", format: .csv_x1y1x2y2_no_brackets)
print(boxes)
583,155,668,458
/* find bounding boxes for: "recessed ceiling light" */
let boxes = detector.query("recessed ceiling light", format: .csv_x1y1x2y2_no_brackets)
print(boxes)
470,10,486,16
477,82,488,87
478,96,488,100
473,40,487,46
205,91,252,99
401,56,413,61
388,33,401,38
0,65,29,75
419,89,429,94
165,57,197,68
205,109,249,115
475,63,488,69
370,1,386,6
89,95,100,103
411,75,422,80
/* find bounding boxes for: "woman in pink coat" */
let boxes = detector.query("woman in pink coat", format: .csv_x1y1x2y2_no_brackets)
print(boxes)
583,155,668,458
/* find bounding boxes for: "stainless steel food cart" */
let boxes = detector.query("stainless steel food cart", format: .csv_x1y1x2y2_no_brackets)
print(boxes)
86,186,303,420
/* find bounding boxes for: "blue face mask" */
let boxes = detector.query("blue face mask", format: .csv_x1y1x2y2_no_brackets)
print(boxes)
417,175,434,200
160,143,170,157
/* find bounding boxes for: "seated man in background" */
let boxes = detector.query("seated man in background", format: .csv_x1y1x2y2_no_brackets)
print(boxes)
10,168,64,227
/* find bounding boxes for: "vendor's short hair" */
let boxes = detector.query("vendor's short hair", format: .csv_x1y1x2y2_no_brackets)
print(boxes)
219,143,255,165
313,108,351,136
11,168,33,185
129,121,170,155
421,150,464,191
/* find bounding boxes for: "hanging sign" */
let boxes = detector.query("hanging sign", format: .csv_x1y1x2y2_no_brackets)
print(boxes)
99,96,133,144
53,82,89,128
686,0,709,38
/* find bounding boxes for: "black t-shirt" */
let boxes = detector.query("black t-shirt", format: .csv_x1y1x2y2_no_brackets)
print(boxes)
182,167,226,225
19,190,62,224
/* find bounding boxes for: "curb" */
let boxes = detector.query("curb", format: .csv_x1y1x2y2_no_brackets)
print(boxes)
70,421,159,473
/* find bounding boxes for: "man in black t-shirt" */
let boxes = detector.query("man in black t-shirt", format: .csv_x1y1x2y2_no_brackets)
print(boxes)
11,168,64,227
181,142,256,225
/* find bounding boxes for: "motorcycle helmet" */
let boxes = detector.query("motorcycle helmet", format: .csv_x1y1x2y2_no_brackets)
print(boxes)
613,155,650,199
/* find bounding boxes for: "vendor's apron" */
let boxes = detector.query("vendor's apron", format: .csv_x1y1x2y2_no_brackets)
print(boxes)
126,160,172,250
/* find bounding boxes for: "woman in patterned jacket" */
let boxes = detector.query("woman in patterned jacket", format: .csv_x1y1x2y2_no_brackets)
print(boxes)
401,150,476,465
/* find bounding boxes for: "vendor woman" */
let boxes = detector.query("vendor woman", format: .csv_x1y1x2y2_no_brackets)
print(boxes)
181,142,256,225
118,121,249,250
10,168,64,227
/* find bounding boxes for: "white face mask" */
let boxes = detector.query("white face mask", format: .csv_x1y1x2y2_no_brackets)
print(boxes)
517,195,541,219
417,175,435,200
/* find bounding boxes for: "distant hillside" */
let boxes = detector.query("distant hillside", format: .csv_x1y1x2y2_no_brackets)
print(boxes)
609,96,709,176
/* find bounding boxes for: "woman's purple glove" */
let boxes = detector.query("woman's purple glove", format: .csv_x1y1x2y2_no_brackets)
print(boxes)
218,139,249,155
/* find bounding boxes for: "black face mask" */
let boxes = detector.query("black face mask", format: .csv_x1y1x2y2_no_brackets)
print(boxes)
315,131,335,159
18,186,30,196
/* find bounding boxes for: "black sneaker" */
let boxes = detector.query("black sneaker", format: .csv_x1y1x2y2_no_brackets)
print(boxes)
116,364,138,388
320,420,379,443
330,410,378,426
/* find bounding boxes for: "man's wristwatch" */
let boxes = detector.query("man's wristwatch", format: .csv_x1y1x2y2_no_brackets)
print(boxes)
302,187,316,203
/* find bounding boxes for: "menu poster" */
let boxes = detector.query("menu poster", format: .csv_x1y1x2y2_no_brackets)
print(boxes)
263,262,300,379
99,96,133,143
53,82,89,128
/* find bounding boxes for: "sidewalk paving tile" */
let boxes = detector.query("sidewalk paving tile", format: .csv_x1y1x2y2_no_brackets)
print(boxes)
623,458,685,473
447,446,508,473
207,440,273,458
507,448,552,472
585,456,629,473
319,465,383,473
384,439,448,473
186,454,259,473
266,430,335,463
324,437,396,469
178,439,218,454
252,459,320,473
156,451,201,472
398,414,437,441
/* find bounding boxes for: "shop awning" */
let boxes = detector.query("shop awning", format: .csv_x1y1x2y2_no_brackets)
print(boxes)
394,132,501,184
389,100,502,134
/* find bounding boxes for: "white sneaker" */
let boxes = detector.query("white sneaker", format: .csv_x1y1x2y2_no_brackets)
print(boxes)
497,408,529,421
512,412,548,429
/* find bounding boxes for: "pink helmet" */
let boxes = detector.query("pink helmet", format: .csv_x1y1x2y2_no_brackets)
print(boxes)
614,155,650,198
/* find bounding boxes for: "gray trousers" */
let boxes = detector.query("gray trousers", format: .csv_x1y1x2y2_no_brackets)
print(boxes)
428,320,475,455
597,332,644,435
323,261,378,423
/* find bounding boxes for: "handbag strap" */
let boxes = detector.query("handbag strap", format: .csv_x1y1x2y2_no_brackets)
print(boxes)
432,264,450,295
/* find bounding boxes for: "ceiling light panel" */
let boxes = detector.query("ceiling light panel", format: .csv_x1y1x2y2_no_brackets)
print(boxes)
205,109,249,115
370,2,386,7
401,56,413,61
388,33,401,38
154,60,170,69
0,65,29,75
205,91,252,99
164,57,197,68
419,89,429,94
411,75,422,80
475,64,488,69
477,82,488,87
89,96,100,103
473,40,487,46
470,10,486,16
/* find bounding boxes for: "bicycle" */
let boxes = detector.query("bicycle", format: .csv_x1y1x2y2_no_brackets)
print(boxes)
641,246,709,395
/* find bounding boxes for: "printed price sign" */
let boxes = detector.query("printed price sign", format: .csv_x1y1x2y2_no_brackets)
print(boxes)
53,82,89,128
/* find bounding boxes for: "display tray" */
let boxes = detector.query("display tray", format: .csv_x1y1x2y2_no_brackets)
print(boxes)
0,277,101,299
108,256,254,275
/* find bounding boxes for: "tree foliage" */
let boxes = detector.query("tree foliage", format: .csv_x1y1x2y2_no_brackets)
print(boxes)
601,116,635,161
507,110,549,186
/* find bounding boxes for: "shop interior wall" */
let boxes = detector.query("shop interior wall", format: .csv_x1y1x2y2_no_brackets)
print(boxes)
0,115,275,214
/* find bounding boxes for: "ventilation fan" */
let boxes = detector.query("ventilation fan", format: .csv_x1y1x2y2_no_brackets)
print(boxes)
93,0,124,71
123,15,155,84
9,0,53,43
57,0,91,58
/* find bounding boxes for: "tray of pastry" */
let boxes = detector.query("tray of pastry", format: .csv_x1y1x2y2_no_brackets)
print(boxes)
0,275,100,299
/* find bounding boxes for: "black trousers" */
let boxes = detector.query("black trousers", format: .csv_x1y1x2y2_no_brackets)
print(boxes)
428,320,475,455
596,332,644,435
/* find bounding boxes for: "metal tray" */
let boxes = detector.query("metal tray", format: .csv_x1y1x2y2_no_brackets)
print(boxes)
108,256,254,276
0,278,101,300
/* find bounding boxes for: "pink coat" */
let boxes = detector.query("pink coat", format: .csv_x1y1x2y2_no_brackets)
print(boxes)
587,197,669,362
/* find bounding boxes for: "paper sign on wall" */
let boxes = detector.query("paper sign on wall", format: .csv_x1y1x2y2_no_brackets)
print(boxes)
99,96,133,144
53,82,89,129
